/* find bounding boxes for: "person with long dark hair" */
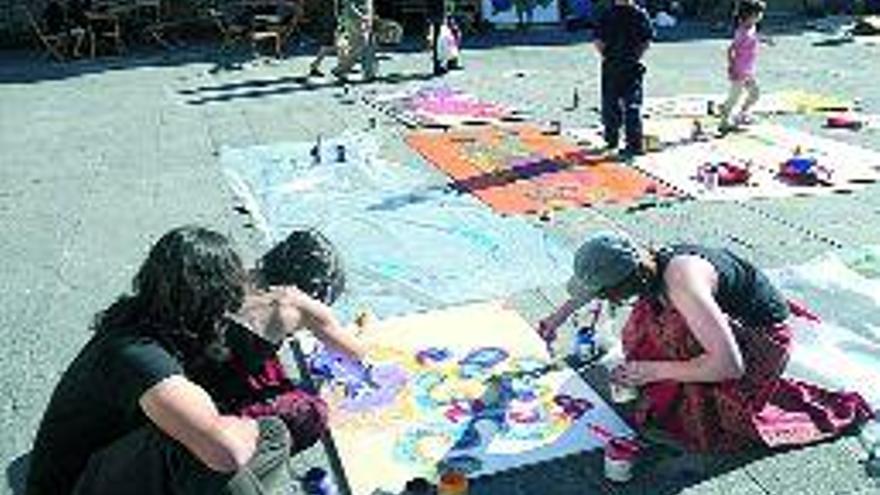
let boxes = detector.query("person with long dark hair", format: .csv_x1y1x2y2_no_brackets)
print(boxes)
539,232,874,452
26,226,300,494
194,228,368,456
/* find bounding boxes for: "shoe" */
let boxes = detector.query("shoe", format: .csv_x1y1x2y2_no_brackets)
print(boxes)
433,65,448,77
448,59,463,71
309,66,325,78
621,146,645,159
717,122,740,136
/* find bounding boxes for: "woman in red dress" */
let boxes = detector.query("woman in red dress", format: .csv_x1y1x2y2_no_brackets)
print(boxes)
539,232,873,452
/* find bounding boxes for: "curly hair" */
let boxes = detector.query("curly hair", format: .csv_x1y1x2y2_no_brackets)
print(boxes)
95,226,247,367
257,228,346,305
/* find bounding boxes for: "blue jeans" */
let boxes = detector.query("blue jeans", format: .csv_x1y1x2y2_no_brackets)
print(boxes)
601,66,644,151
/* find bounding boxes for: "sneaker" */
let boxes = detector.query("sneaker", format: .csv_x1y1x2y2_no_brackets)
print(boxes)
621,146,646,160
717,122,740,136
309,66,325,78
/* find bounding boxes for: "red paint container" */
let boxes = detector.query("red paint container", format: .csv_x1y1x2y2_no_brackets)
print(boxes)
604,437,640,483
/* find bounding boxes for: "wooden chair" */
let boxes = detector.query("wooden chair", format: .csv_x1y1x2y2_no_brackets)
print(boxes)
208,7,249,52
248,1,304,58
22,6,68,61
85,8,125,57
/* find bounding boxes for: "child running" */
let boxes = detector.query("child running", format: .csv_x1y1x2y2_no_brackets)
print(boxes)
718,0,766,133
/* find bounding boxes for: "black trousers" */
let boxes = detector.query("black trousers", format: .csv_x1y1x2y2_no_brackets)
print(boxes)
71,417,294,495
601,65,645,151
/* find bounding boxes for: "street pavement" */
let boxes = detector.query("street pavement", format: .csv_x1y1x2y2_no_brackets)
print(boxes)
1,17,879,495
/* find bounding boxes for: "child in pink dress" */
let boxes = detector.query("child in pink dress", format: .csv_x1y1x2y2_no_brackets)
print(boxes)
719,0,765,133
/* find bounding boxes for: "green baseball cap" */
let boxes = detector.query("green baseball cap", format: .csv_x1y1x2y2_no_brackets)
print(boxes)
566,232,640,302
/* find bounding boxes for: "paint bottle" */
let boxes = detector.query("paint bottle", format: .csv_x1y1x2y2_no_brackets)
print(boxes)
604,437,640,483
572,87,580,110
576,326,597,363
703,164,719,190
302,467,338,495
336,144,347,163
311,135,323,165
436,470,468,495
403,477,435,494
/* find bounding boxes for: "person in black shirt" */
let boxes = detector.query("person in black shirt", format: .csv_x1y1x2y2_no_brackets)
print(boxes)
25,226,354,495
594,0,654,156
427,0,447,75
538,232,873,452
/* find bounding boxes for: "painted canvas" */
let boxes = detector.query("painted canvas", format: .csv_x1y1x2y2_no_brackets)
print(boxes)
220,132,571,318
769,246,880,409
643,91,854,119
365,85,520,128
406,124,674,215
631,124,880,201
319,301,634,495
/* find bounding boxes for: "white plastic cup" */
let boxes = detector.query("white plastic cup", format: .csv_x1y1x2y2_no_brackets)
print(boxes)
609,382,639,404
604,437,639,483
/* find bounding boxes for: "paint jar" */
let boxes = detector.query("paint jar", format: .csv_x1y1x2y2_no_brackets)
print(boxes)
302,467,338,495
575,326,598,363
702,164,719,190
403,477,435,494
336,144,347,163
604,437,640,483
436,470,469,495
609,381,638,404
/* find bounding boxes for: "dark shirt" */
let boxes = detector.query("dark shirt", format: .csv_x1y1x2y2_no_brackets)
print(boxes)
656,244,791,327
595,3,654,72
426,0,446,21
43,1,66,34
26,327,183,495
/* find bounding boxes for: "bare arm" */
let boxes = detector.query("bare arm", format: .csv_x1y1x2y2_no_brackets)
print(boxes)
140,375,260,473
537,296,588,342
612,256,745,385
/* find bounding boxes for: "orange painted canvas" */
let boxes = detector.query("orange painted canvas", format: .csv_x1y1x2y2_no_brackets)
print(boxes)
406,125,676,215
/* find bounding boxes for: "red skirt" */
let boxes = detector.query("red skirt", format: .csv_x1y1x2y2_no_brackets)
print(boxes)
622,297,873,452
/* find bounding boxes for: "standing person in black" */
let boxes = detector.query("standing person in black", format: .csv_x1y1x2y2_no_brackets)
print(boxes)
594,0,654,157
427,0,447,75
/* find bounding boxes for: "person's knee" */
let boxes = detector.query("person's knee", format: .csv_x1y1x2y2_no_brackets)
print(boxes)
262,391,328,455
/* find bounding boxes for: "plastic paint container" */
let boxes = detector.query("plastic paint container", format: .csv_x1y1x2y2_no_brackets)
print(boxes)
437,470,469,495
403,477,434,494
302,467,338,495
786,156,816,174
604,437,640,483
609,382,638,404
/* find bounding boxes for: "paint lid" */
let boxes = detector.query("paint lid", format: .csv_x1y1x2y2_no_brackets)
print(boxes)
606,437,640,462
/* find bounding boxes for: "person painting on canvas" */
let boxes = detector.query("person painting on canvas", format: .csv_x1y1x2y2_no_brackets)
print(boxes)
537,231,874,453
717,0,766,134
26,226,370,495
191,228,371,452
594,0,654,158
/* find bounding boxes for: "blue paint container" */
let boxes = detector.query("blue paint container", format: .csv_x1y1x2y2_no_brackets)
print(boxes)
787,156,816,174
302,467,338,495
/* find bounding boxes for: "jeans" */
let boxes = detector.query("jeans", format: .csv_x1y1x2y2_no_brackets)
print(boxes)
601,65,645,151
71,417,295,495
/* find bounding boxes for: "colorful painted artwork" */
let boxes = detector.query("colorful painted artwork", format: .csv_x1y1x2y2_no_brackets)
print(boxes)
644,91,854,119
407,125,675,215
367,85,518,128
319,302,633,495
220,132,571,318
630,124,880,201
